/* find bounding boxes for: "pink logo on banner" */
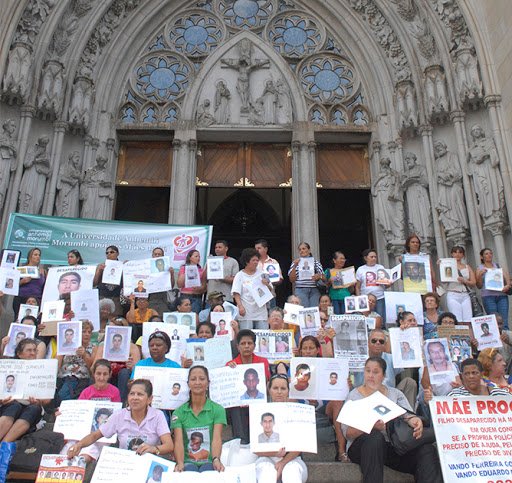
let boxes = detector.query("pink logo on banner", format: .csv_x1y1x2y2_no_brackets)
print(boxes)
173,234,200,261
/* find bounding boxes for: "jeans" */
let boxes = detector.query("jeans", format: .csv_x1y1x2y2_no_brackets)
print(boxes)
482,295,509,329
183,462,215,472
238,320,268,330
113,367,131,402
446,291,472,322
332,299,345,315
188,295,203,314
375,297,386,325
294,287,321,308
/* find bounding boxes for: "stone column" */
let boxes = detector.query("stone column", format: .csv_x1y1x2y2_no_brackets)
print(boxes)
419,125,445,257
87,138,100,171
42,121,68,215
370,141,389,263
450,110,484,262
486,222,508,270
106,138,116,219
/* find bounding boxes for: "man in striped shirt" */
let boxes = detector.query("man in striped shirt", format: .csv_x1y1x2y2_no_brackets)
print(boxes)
447,358,509,396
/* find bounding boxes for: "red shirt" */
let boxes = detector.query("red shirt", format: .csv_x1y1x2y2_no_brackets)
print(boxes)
227,353,271,381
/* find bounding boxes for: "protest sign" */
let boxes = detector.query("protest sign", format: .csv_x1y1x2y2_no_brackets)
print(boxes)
283,302,302,325
430,396,512,483
438,325,472,367
54,400,121,443
250,402,316,453
329,266,356,289
185,336,232,370
248,277,273,308
0,267,20,295
3,323,36,357
389,327,424,369
0,359,57,399
374,264,401,285
16,265,39,278
210,311,233,339
184,264,201,288
289,357,349,401
17,303,39,320
298,257,314,280
207,256,224,280
471,314,502,350
71,288,100,330
424,338,458,384
0,249,20,269
298,307,321,337
133,366,189,409
344,295,369,313
123,257,172,295
104,326,132,362
384,291,424,325
162,464,257,483
484,268,504,291
403,254,432,294
263,262,281,283
42,265,96,306
209,364,267,408
162,312,196,332
36,455,86,483
253,330,293,363
330,314,368,371
142,323,188,363
57,321,82,356
102,259,123,285
439,258,458,283
41,300,65,323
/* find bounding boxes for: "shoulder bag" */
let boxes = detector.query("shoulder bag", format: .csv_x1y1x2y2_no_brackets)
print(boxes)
386,409,436,456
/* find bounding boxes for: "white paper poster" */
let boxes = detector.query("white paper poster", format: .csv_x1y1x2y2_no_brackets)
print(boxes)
57,321,82,356
0,249,20,269
123,257,172,295
249,403,317,453
162,311,197,332
298,307,321,337
484,268,504,291
471,314,502,350
101,259,123,285
210,311,233,339
330,314,369,371
263,262,281,282
298,257,314,280
17,303,39,321
384,291,425,326
344,295,369,313
423,338,458,384
374,264,401,285
3,323,36,357
289,357,349,401
389,327,424,369
184,264,201,288
439,258,458,283
185,336,233,370
71,288,100,331
248,277,273,308
133,366,189,409
207,256,224,280
142,323,189,363
283,302,303,325
103,326,132,362
36,455,86,483
403,254,432,294
16,265,39,278
41,299,65,323
162,464,257,483
253,330,294,363
0,359,58,399
0,267,20,295
329,266,356,289
42,265,96,305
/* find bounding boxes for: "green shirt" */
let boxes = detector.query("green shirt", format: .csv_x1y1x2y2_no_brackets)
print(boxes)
324,268,351,301
171,398,226,465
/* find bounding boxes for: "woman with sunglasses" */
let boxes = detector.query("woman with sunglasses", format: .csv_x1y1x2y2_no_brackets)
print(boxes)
131,331,180,378
93,245,123,315
255,373,308,482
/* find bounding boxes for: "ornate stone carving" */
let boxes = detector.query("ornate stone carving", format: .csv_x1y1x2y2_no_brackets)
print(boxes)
276,78,292,123
13,0,57,45
402,152,433,240
396,80,418,129
259,79,278,124
196,99,216,127
68,76,94,128
371,157,405,243
429,0,474,52
467,125,506,224
37,60,65,116
55,151,81,217
455,48,482,105
214,81,231,124
80,155,113,219
424,65,449,117
18,136,51,214
2,43,33,102
433,140,469,232
0,119,18,212
221,39,270,113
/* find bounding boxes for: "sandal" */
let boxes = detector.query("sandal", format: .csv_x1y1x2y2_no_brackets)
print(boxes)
334,451,350,463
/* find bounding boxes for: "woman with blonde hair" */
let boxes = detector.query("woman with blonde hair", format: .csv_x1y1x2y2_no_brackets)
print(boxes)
478,348,512,393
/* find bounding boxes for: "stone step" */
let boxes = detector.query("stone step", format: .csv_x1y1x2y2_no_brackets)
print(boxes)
306,462,415,482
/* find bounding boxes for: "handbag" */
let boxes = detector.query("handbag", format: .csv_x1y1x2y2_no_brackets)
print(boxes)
386,409,436,456
458,269,485,317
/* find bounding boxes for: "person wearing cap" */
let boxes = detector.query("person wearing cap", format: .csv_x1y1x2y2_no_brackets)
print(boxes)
131,331,180,378
198,291,239,323
207,240,239,303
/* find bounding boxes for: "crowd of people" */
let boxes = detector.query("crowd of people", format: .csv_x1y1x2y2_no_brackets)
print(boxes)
0,234,511,482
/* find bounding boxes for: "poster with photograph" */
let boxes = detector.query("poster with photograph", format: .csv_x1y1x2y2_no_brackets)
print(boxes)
133,366,189,409
3,323,36,357
0,249,20,269
184,264,201,288
17,303,39,321
91,447,175,483
123,257,172,295
384,291,424,326
402,254,432,294
0,266,20,296
54,400,121,443
16,265,40,278
42,265,96,305
162,311,196,332
206,256,224,280
210,311,233,339
437,325,472,367
253,330,294,363
298,257,314,281
263,262,281,282
185,337,233,370
329,266,356,289
0,359,58,399
209,363,267,408
249,402,316,453
101,259,123,285
344,295,369,313
330,314,369,371
375,264,401,285
484,268,504,291
289,357,349,401
103,326,132,362
423,338,458,384
439,258,458,283
41,300,65,323
141,323,188,363
297,307,321,337
389,327,424,369
471,314,502,350
35,455,86,483
71,288,100,331
248,277,273,308
283,302,303,325
337,390,406,434
57,321,82,356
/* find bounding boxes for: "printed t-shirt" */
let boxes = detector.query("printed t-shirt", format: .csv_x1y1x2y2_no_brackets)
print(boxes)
79,384,121,402
131,357,181,378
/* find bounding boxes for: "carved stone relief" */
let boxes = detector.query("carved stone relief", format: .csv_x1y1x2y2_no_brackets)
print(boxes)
55,151,81,218
37,60,65,117
2,43,33,102
80,154,113,219
214,81,231,124
424,65,449,119
196,99,216,127
68,77,94,129
396,80,418,129
0,119,17,212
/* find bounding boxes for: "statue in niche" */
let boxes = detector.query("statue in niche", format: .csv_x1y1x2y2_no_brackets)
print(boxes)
467,125,505,223
221,38,270,113
55,151,81,217
424,66,448,115
402,152,433,240
276,79,292,124
455,50,482,102
0,119,17,212
68,77,94,128
214,81,231,124
80,155,113,219
38,60,64,115
371,157,405,242
259,79,277,124
396,81,418,128
18,136,51,214
433,140,469,232
3,44,32,101
196,99,216,127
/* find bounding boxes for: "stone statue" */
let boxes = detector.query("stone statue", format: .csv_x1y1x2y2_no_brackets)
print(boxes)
396,81,418,128
18,136,51,214
196,99,215,127
0,119,17,212
68,76,94,128
402,152,433,240
455,49,482,103
248,98,265,125
467,125,505,223
433,140,469,232
55,151,81,217
221,39,270,112
38,60,64,115
424,66,449,115
214,81,231,124
371,157,405,242
259,79,277,124
80,155,113,220
3,43,32,101
276,79,292,124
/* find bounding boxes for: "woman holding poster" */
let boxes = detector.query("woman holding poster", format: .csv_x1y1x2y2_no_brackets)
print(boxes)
254,374,308,482
177,250,207,314
13,247,46,316
355,249,388,321
324,251,353,315
172,366,226,473
342,357,442,483
288,242,324,308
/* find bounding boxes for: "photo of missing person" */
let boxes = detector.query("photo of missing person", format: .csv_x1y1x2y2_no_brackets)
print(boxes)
57,321,81,355
187,429,210,462
145,462,168,483
293,363,311,392
194,345,204,361
241,368,265,400
57,271,82,297
134,280,147,294
3,374,16,394
171,382,181,397
127,436,147,452
258,412,280,443
400,341,416,361
329,372,338,386
91,407,113,432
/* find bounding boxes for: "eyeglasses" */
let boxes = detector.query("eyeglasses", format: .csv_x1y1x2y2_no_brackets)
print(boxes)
270,373,289,382
106,250,117,255
370,338,385,344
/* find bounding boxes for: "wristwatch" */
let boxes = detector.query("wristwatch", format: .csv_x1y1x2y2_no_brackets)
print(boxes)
154,445,160,455
212,456,220,463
